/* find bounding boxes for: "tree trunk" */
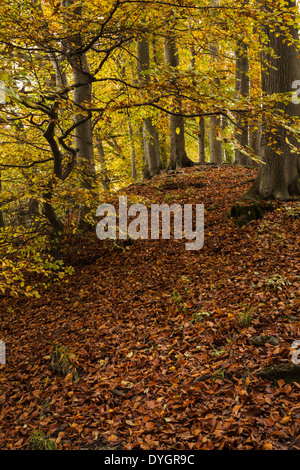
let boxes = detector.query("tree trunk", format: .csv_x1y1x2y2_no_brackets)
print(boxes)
248,122,261,167
72,56,95,190
191,44,206,163
97,139,110,191
245,0,300,200
209,114,222,164
127,116,137,180
62,0,96,192
209,44,222,164
234,38,250,166
164,36,194,170
198,117,206,163
61,1,96,232
137,37,161,178
0,171,5,228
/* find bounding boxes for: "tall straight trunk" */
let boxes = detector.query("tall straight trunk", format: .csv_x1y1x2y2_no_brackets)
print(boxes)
198,117,206,163
191,46,206,163
73,54,95,190
221,116,231,162
245,0,300,200
137,37,161,178
49,47,68,89
248,121,261,167
209,44,222,164
62,0,95,191
248,23,262,168
0,171,5,228
97,139,110,191
209,115,222,164
164,36,194,169
128,116,137,180
234,38,250,166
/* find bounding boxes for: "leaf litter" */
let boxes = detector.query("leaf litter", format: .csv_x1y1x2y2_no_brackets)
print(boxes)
0,165,299,450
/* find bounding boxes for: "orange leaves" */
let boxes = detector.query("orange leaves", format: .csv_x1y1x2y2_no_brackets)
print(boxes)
0,165,300,451
262,442,273,450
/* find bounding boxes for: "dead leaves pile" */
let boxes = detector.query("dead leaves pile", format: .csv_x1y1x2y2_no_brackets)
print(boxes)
0,165,299,450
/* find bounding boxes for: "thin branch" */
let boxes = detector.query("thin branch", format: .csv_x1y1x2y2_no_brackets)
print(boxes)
0,158,53,169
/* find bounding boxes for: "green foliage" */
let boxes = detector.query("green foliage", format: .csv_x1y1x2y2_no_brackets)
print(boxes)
0,227,74,298
172,290,186,313
50,345,78,379
238,306,253,327
264,274,291,291
191,311,213,324
284,203,300,219
213,368,225,380
212,348,226,357
28,430,57,450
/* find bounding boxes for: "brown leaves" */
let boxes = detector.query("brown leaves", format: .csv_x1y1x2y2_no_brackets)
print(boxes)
0,165,300,450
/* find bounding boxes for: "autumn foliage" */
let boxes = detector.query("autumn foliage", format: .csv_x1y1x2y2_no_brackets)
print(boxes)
0,0,300,453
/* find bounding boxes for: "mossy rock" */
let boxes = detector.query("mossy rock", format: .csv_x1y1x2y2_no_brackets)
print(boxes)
228,203,265,227
251,335,280,347
256,363,300,384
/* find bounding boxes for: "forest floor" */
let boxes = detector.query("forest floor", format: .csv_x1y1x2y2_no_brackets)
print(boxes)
0,164,300,451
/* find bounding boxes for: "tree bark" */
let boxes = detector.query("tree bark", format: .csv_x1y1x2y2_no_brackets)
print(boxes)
62,0,96,192
191,44,206,163
164,36,194,170
0,172,5,228
137,37,161,178
198,117,206,163
72,54,95,190
248,121,261,167
97,139,110,191
234,38,250,166
209,114,222,164
209,44,222,164
245,0,300,200
127,116,137,180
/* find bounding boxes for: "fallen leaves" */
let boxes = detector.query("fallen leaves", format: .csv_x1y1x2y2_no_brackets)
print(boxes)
0,165,299,450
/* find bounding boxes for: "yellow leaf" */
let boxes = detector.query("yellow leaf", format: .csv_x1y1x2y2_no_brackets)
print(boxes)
281,415,290,424
232,404,242,415
176,127,181,134
263,442,273,450
125,420,135,426
64,373,73,382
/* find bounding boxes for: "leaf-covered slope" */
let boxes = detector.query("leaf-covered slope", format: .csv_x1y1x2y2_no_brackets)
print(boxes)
0,165,299,450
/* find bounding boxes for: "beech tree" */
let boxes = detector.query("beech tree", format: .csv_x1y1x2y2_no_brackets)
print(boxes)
62,0,96,192
164,33,194,170
137,36,161,178
1,0,299,296
234,37,250,167
245,0,300,199
209,43,222,164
